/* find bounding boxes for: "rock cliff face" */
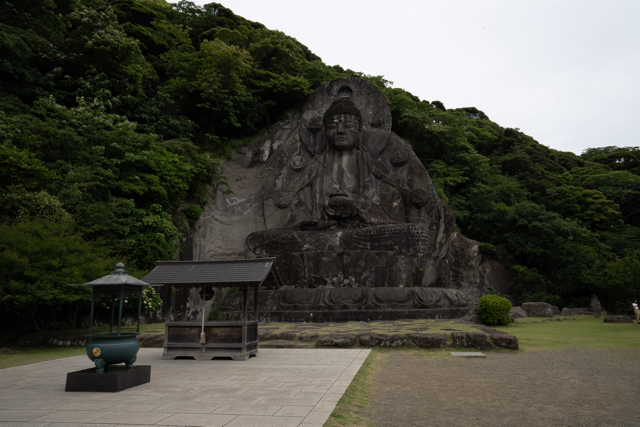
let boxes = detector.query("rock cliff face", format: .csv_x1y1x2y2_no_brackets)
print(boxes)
188,78,513,322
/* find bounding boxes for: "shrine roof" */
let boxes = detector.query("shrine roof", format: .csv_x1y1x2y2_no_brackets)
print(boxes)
140,258,281,288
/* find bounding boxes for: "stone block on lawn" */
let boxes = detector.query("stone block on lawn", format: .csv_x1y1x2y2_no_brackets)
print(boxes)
603,315,633,323
461,307,480,324
316,334,357,347
411,333,447,348
298,332,319,341
137,333,164,348
451,332,494,350
258,332,274,341
404,339,417,348
561,307,596,316
259,331,296,341
522,302,561,317
273,331,297,341
260,340,308,348
509,306,528,321
359,333,409,347
258,331,296,341
589,294,607,315
489,332,519,350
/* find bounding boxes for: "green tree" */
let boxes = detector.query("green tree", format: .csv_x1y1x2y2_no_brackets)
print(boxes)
0,220,112,331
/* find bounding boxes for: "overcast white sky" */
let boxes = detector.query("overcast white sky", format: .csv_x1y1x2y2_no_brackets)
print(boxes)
184,0,640,155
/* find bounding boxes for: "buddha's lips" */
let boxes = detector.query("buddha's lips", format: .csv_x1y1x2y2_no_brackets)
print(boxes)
329,193,349,199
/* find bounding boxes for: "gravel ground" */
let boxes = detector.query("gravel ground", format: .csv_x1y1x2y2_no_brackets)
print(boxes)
365,349,640,427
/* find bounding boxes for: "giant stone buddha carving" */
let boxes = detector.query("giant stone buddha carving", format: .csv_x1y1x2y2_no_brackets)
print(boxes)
191,78,509,322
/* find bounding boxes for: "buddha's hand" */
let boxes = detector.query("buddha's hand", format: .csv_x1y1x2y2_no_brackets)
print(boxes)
328,199,358,218
300,220,337,231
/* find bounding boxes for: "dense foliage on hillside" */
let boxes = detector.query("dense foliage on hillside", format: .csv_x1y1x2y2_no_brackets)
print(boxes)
385,93,640,311
1,0,638,331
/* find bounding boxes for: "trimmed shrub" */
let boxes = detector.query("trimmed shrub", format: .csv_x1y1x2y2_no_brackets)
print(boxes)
478,294,512,325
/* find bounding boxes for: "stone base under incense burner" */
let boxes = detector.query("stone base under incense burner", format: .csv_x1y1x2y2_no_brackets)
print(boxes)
65,365,150,393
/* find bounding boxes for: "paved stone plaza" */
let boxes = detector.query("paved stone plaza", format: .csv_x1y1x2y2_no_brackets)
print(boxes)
0,348,370,427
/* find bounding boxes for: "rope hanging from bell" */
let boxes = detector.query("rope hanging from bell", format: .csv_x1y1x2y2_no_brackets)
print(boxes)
200,285,206,344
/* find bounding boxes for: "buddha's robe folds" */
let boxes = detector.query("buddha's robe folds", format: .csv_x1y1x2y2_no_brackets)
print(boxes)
280,144,406,231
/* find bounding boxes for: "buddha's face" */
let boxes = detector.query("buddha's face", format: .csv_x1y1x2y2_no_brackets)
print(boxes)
325,114,361,151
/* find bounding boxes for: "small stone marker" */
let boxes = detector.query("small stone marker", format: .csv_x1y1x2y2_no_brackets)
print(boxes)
451,352,485,357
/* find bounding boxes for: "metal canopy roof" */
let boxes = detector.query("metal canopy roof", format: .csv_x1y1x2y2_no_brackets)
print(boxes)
141,258,282,288
70,263,155,287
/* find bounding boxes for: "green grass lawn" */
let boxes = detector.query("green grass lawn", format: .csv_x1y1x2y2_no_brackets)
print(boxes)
0,347,86,370
31,322,166,337
2,315,639,372
493,314,640,351
327,314,640,426
0,323,166,370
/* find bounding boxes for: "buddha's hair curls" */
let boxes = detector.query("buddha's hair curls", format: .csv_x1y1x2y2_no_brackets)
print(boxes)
323,98,362,127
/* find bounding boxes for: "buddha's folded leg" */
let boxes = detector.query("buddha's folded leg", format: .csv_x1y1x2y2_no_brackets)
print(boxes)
245,229,342,257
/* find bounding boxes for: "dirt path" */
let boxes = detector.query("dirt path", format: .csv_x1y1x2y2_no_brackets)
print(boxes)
365,349,640,427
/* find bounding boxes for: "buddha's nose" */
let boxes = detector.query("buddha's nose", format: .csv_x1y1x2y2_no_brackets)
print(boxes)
337,123,344,133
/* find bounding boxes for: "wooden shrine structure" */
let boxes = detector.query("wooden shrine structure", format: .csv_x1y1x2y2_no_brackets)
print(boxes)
141,258,282,361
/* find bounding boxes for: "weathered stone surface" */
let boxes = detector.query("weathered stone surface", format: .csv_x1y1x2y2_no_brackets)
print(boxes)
344,251,385,288
522,302,561,317
478,260,517,304
589,294,607,315
223,287,469,314
273,331,297,340
298,333,319,341
137,333,164,348
275,253,305,287
189,77,514,321
260,340,308,348
316,334,357,347
510,306,528,320
561,307,596,316
461,307,481,324
258,331,297,341
384,253,417,288
404,339,418,348
359,333,409,347
451,332,494,350
489,333,519,350
603,315,633,323
417,255,449,288
411,333,447,348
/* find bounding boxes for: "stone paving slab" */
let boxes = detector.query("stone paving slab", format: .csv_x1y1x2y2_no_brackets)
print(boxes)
0,348,370,427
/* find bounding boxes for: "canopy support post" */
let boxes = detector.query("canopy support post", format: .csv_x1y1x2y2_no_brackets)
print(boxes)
137,288,142,335
254,284,259,322
110,296,115,333
89,292,95,337
117,288,124,336
166,284,172,322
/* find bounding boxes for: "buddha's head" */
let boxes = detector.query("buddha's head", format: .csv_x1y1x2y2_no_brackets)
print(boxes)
323,98,362,151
